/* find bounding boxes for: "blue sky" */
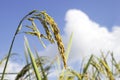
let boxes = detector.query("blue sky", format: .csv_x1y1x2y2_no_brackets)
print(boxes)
0,0,120,79
0,1,118,53
0,0,120,55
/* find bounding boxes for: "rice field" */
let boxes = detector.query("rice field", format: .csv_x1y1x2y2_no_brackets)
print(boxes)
0,10,120,80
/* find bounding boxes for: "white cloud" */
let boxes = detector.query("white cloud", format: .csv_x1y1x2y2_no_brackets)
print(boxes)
63,9,120,62
39,9,120,63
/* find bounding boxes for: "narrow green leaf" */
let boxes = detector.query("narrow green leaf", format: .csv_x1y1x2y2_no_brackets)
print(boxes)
82,55,93,79
65,32,73,63
34,48,47,80
24,36,41,80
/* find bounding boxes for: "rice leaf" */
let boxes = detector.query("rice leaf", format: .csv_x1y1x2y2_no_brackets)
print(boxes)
82,55,93,79
65,32,73,63
34,48,47,80
24,36,41,80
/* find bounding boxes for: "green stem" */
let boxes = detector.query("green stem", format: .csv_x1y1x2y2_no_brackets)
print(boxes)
35,49,47,80
1,10,37,80
81,55,93,79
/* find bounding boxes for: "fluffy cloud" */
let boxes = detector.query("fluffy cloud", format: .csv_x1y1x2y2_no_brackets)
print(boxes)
63,9,120,62
40,9,120,63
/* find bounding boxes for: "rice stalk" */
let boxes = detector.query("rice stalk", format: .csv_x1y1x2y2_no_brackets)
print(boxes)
98,57,114,80
24,11,66,69
3,9,120,80
65,32,73,64
24,41,32,80
91,57,105,74
32,16,55,43
34,48,47,80
81,55,93,79
24,36,41,80
1,10,37,80
90,57,106,80
25,18,46,48
40,11,67,69
102,52,115,80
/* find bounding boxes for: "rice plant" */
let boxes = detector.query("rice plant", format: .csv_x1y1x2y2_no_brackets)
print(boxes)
1,10,120,80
